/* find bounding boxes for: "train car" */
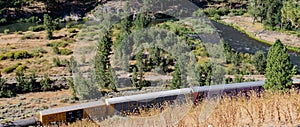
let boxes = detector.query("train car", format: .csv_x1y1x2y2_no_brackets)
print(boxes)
0,117,38,127
105,88,192,115
191,81,265,102
3,79,300,126
38,100,111,125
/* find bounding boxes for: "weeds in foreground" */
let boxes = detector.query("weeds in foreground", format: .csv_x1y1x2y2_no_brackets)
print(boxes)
66,91,300,127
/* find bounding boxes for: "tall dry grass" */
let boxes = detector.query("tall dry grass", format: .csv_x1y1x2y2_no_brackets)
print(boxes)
181,91,300,127
65,91,300,127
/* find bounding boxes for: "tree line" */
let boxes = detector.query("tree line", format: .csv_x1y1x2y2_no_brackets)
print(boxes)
248,0,299,30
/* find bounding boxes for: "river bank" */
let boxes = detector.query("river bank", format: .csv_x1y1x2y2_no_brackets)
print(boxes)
217,16,300,53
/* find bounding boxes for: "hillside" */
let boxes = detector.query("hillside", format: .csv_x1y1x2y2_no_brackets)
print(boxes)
0,0,299,125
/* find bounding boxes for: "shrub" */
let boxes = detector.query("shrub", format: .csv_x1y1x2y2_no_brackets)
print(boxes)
82,17,89,22
17,18,26,23
40,74,51,91
21,33,35,40
14,50,32,59
6,52,14,60
53,57,62,67
59,48,73,55
4,29,9,34
25,16,39,23
229,9,246,16
16,31,23,35
28,25,45,32
46,41,68,47
218,7,230,16
204,8,218,17
68,28,77,33
0,18,7,25
66,38,75,43
213,14,221,20
32,47,47,54
3,63,21,74
0,74,12,98
15,65,28,73
0,54,7,60
52,47,60,54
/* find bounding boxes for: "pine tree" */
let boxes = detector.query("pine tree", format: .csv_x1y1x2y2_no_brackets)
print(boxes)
95,33,112,89
265,39,296,91
107,66,118,92
131,67,139,88
264,0,283,28
252,50,267,74
68,78,78,100
202,62,212,86
135,50,144,90
281,0,300,29
134,13,151,30
43,14,54,40
171,63,181,89
223,42,233,64
0,72,12,97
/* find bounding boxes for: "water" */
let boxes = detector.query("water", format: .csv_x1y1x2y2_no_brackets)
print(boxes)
211,20,300,70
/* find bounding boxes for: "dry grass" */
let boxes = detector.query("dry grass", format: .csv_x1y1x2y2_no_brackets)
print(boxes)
0,89,77,122
65,91,300,127
0,28,76,77
181,91,300,127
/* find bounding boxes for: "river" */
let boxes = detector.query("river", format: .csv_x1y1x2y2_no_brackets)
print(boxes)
211,20,300,70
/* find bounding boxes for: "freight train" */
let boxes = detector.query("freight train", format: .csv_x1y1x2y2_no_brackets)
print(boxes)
1,80,300,127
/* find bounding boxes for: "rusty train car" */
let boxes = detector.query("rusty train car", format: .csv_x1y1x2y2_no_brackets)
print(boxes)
1,80,300,126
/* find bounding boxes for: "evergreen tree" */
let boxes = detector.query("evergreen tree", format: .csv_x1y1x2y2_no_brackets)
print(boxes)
202,62,212,86
223,42,233,64
0,73,12,97
15,71,31,92
74,72,101,100
131,67,139,88
68,78,78,100
43,14,54,40
95,33,112,89
171,63,181,89
248,0,265,23
232,52,241,66
193,63,204,86
40,74,51,91
213,65,226,85
252,50,267,74
264,0,283,28
107,66,118,92
281,0,300,29
134,13,151,30
265,39,296,91
149,47,161,67
137,50,145,90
